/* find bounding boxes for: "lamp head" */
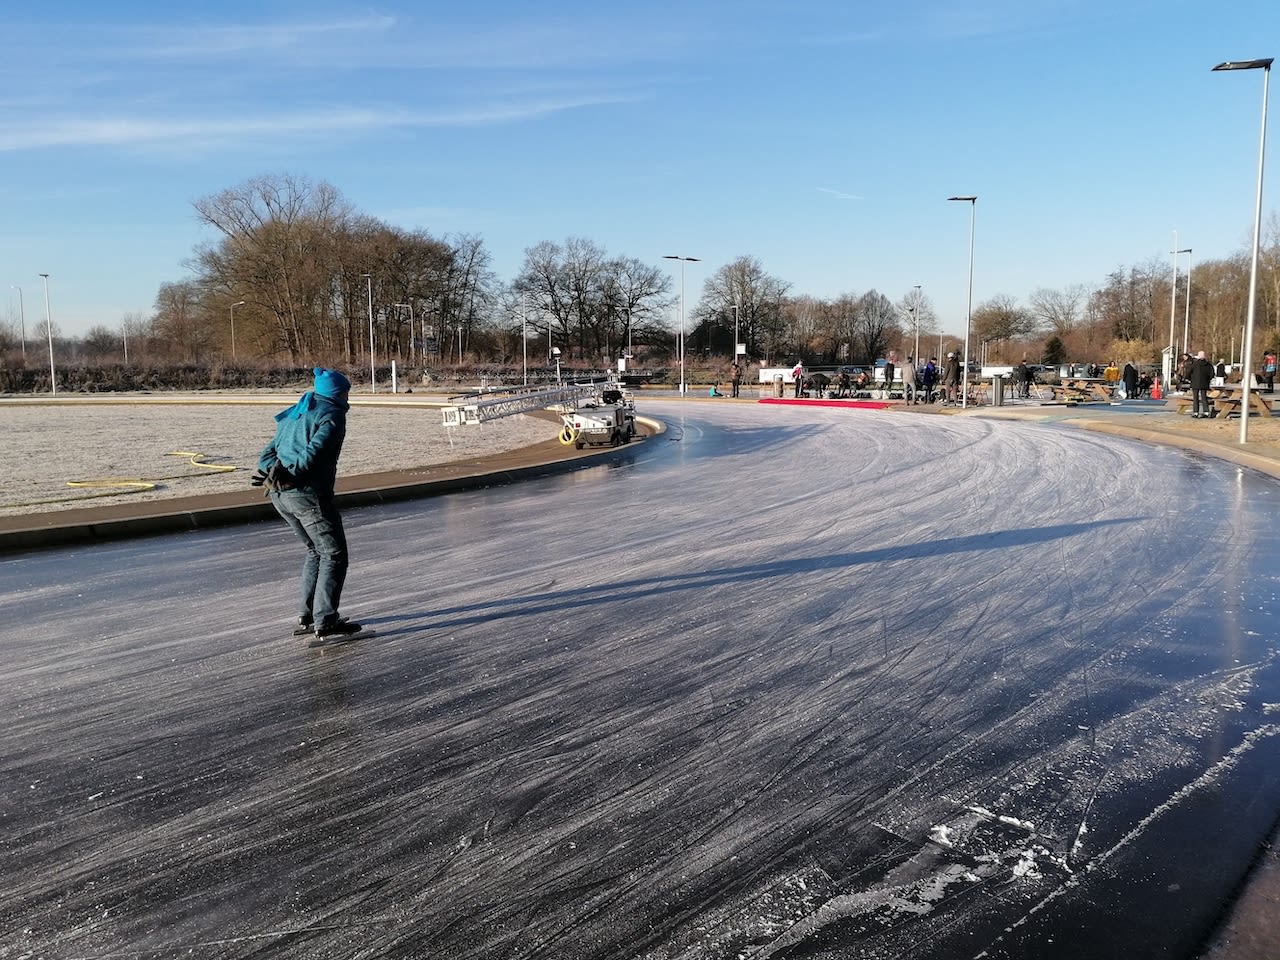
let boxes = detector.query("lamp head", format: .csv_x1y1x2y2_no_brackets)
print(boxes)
1212,58,1274,72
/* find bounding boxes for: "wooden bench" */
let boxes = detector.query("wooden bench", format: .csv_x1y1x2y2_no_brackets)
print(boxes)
1213,388,1274,418
1166,386,1273,418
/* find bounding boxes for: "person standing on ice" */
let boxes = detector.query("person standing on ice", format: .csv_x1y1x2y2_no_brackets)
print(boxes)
1121,361,1139,400
921,357,938,403
253,367,363,640
900,355,917,404
1188,351,1215,419
792,359,805,398
943,352,961,405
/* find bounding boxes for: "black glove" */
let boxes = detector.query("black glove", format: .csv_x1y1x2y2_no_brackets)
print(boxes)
265,463,297,492
250,469,268,487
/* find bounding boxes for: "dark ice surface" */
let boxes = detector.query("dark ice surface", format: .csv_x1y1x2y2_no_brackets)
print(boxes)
5,404,1280,959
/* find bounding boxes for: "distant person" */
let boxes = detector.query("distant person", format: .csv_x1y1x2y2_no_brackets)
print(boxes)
1103,361,1120,384
882,354,897,399
1188,350,1214,418
1216,359,1228,380
943,352,962,405
1122,361,1139,400
901,355,917,404
1264,351,1277,393
253,367,363,640
922,357,939,403
1015,360,1033,399
792,360,805,398
1176,352,1193,390
836,369,851,398
729,361,742,398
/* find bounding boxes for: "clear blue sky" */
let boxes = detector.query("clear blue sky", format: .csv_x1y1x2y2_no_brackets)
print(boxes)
1,1,1277,339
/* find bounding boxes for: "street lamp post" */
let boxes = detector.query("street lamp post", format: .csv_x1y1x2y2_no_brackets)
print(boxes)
361,273,375,393
947,197,977,408
663,255,700,395
1168,242,1190,388
9,286,24,358
730,303,739,361
521,296,529,386
230,300,246,359
1182,249,1193,356
38,273,55,395
1214,57,1273,443
910,284,922,363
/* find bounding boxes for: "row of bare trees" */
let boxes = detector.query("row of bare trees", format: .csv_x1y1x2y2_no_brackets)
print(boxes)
4,174,1279,375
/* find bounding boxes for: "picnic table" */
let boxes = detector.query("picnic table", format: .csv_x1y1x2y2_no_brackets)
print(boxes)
1048,378,1116,403
1166,385,1275,418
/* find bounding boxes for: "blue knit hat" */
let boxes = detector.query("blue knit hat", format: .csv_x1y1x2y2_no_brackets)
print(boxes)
313,367,351,398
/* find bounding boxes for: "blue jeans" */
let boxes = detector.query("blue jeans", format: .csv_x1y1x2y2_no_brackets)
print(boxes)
271,489,348,626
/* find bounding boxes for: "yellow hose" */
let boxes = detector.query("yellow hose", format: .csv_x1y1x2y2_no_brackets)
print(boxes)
558,425,579,446
3,451,239,509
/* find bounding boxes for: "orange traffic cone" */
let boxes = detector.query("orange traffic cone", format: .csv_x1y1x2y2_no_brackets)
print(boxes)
1151,377,1163,400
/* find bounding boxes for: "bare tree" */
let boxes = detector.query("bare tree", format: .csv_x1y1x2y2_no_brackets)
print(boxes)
851,290,898,363
152,281,209,362
694,256,790,362
1028,284,1090,336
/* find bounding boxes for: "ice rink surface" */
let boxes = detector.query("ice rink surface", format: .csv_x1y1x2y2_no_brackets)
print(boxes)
5,401,1280,959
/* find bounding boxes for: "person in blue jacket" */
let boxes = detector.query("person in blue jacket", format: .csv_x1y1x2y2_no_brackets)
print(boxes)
254,367,361,639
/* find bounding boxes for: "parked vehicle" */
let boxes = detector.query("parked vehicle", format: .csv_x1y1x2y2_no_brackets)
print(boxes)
558,384,637,449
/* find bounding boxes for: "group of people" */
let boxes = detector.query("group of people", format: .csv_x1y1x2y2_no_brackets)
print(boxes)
791,353,969,405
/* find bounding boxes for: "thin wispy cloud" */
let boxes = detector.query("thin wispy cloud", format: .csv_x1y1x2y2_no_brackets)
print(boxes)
0,94,636,153
125,15,399,60
818,187,863,201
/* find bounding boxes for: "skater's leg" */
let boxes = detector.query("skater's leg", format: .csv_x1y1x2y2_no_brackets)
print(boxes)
289,494,348,626
274,491,346,624
273,494,319,622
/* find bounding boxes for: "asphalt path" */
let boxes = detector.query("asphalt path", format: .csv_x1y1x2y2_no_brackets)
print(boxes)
5,401,1280,959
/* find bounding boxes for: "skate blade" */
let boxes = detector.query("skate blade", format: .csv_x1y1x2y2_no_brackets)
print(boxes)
307,628,376,649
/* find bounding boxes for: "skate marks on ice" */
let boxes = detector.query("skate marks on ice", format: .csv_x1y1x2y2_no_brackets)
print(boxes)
3,406,1280,958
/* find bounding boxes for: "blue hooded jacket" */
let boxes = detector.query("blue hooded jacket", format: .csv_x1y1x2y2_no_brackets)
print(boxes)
257,368,351,496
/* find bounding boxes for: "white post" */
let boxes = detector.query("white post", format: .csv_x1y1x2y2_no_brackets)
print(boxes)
38,273,55,395
363,273,375,393
1182,250,1193,356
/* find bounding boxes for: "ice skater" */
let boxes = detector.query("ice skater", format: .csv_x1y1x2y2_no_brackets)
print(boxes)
253,367,363,640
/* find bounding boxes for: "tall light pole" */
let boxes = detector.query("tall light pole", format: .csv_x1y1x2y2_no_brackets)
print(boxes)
663,255,700,394
1167,235,1179,374
1182,248,1193,356
9,286,24,357
1167,241,1190,389
38,273,55,395
230,300,245,359
361,273,375,393
947,197,977,408
521,295,529,386
1214,57,1272,443
910,284,922,362
730,303,740,362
